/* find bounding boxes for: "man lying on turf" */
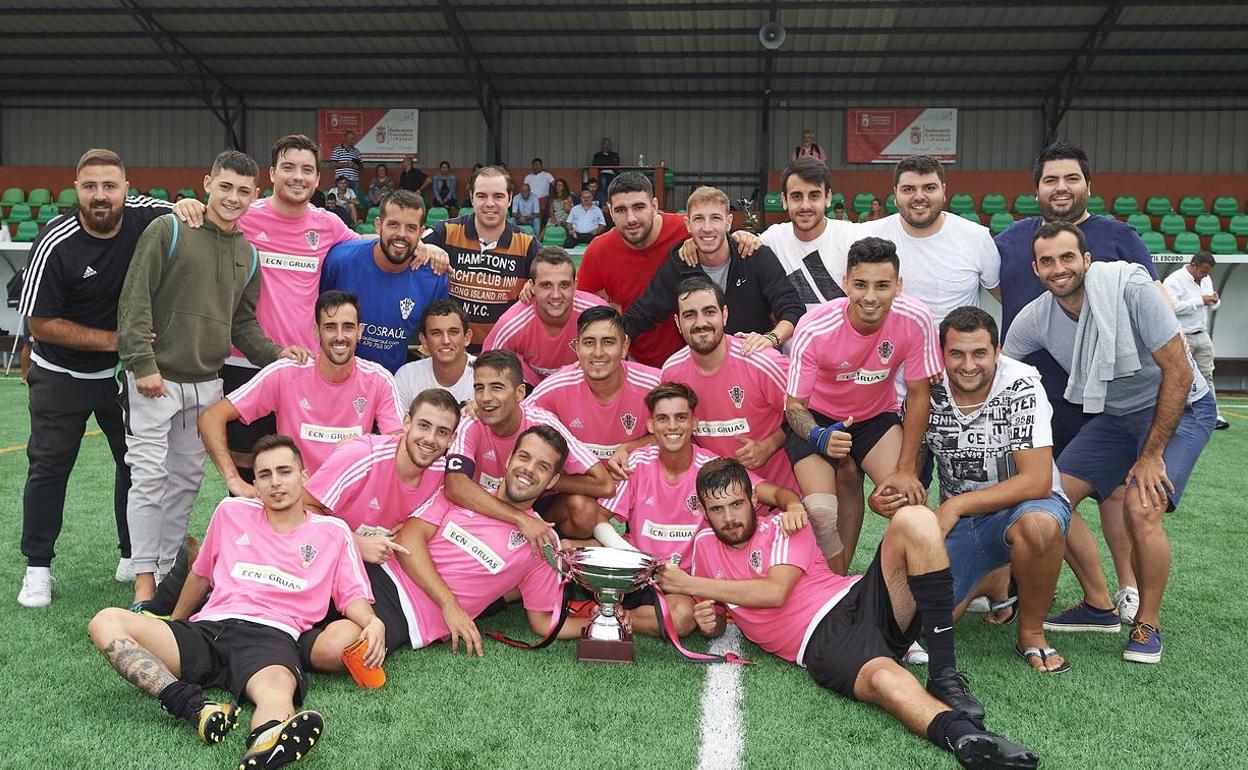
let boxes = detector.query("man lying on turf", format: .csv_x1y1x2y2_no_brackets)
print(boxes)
88,434,383,770
302,425,602,665
656,458,1039,769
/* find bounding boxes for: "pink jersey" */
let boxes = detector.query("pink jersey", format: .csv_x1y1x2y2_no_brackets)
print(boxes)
231,199,355,364
190,497,373,638
380,491,563,648
525,361,660,461
304,433,447,537
480,291,607,385
690,515,859,665
662,337,797,490
603,446,763,567
446,402,599,493
227,357,403,473
786,295,940,421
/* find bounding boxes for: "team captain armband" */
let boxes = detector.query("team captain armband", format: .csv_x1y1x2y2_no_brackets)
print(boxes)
445,454,476,477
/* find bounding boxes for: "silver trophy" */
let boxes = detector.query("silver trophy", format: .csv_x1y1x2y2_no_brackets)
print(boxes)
736,197,759,232
551,546,658,663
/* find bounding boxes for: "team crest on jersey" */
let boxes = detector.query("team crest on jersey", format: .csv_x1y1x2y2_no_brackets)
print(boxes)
305,230,319,249
728,385,745,409
620,413,637,433
299,543,318,569
507,530,527,551
669,553,682,567
877,340,895,364
685,494,701,514
749,549,763,573
399,297,416,320
353,397,367,415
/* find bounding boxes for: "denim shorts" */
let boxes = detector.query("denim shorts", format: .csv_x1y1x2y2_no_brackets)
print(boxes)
948,493,1072,605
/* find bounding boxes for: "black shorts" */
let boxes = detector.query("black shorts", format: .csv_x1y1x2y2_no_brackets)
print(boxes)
785,410,902,470
297,562,410,667
222,364,276,456
620,584,656,611
802,547,920,700
167,618,306,705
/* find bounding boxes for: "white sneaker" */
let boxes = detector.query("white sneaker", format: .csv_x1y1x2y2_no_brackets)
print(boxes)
1115,586,1140,624
115,557,136,583
965,596,992,614
18,569,53,608
902,641,929,666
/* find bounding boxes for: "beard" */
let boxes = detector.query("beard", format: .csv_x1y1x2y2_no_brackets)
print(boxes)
81,204,123,235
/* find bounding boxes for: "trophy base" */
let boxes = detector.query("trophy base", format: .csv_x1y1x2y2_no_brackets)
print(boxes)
577,631,635,664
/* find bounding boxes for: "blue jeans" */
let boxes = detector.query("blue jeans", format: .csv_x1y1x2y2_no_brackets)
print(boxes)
948,493,1072,605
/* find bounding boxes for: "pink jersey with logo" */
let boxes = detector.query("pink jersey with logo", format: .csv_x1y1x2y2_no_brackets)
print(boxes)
481,291,607,385
446,402,599,493
190,497,373,638
662,337,797,490
232,199,356,364
603,446,763,567
525,361,660,461
380,491,563,648
786,295,940,421
304,433,447,537
690,515,859,665
227,357,403,473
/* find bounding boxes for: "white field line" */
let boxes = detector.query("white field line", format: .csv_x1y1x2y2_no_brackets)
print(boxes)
694,624,745,770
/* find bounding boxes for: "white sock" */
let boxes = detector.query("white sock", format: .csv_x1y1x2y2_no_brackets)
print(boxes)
26,566,51,579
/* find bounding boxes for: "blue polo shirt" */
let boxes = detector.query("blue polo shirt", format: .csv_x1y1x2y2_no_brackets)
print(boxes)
320,239,449,372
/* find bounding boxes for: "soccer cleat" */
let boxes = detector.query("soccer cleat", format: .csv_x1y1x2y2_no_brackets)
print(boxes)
1215,415,1229,430
197,701,239,744
238,710,324,769
341,638,386,689
1114,586,1140,625
902,641,929,666
1043,601,1121,633
115,557,136,583
18,570,53,608
926,670,985,724
1123,623,1163,664
952,732,1040,769
965,596,992,614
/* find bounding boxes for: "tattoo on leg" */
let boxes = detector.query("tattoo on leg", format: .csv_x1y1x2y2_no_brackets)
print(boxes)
102,637,177,697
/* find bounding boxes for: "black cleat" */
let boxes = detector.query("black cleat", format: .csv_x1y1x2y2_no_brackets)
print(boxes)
952,732,1040,769
927,670,985,724
196,701,239,744
237,710,324,769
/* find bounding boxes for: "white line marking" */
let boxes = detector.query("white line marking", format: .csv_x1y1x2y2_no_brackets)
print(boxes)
695,624,745,770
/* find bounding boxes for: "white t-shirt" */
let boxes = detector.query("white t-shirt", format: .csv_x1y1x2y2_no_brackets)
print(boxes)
523,171,555,200
761,219,859,312
858,212,999,323
394,355,476,411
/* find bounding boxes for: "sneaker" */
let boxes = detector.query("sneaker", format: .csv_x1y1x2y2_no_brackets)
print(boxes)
1123,622,1163,664
1215,415,1230,430
1114,586,1140,625
238,710,323,769
197,701,239,744
952,732,1040,769
18,569,53,608
1043,601,1121,633
965,596,992,614
902,641,929,666
115,557,136,583
926,670,985,724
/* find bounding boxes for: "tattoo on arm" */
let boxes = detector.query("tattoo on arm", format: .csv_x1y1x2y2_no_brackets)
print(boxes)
102,637,177,697
785,397,817,438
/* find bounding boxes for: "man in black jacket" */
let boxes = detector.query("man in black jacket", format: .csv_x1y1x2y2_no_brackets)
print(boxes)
623,186,804,356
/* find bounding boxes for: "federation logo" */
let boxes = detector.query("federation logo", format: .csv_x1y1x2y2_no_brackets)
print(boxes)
749,549,763,573
299,543,319,569
910,125,923,145
877,340,895,364
685,494,701,514
376,125,387,144
728,385,745,409
352,397,367,415
399,297,415,320
620,413,637,433
305,230,319,249
507,530,527,551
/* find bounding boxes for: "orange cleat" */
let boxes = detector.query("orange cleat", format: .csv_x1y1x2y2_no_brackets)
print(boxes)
341,638,386,689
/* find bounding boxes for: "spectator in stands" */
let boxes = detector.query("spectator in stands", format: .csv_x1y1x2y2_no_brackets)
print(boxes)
431,160,457,210
324,192,351,227
566,188,608,245
586,176,609,214
793,129,827,162
332,175,359,225
592,137,621,168
524,158,555,206
831,202,850,221
460,163,483,211
545,178,574,237
1163,251,1228,430
399,154,431,197
510,183,541,233
368,164,396,207
860,197,884,222
331,130,362,189
173,191,191,203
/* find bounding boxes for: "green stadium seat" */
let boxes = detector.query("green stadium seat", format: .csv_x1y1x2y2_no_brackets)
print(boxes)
262,188,273,198
176,187,198,201
35,204,59,225
426,206,450,224
948,193,975,215
1086,195,1107,215
1177,195,1206,217
354,223,375,235
515,224,534,236
542,226,567,246
1014,194,1040,216
56,188,77,209
1140,231,1165,254
7,203,32,223
365,207,380,222
1158,213,1186,236
957,212,982,225
1111,196,1139,216
763,192,784,213
885,193,897,214
1171,231,1200,254
1193,214,1222,237
1211,196,1240,218
852,192,876,215
1143,196,1172,217
147,187,169,201
1228,214,1248,237
980,194,1007,215
1126,214,1152,234
1,188,24,208
1209,232,1239,255
27,188,52,208
128,186,141,198
14,221,39,242
827,192,845,207
988,212,1015,235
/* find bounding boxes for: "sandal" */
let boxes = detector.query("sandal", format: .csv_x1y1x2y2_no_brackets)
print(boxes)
985,595,1019,626
1015,645,1071,674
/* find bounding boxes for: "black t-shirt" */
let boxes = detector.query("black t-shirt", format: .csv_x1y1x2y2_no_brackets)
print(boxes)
19,198,172,374
592,151,621,167
400,169,428,193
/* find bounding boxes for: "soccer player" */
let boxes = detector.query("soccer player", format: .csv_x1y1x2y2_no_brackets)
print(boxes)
784,237,941,573
599,383,807,638
303,426,602,664
394,299,476,410
481,246,606,386
320,189,449,373
199,291,403,498
1005,222,1215,664
445,350,613,545
17,148,172,607
657,459,1038,769
87,435,382,769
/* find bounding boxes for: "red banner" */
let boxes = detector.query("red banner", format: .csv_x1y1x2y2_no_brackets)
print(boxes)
317,108,420,161
845,108,957,164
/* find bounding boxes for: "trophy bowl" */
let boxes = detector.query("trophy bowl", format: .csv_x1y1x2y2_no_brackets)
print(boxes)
553,547,658,664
